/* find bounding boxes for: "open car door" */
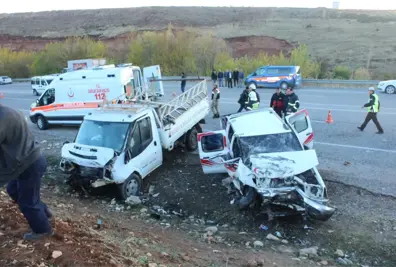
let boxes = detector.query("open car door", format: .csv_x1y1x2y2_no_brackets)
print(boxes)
197,130,229,174
285,109,314,149
143,65,164,97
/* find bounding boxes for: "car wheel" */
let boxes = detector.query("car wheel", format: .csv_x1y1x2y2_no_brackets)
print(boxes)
36,115,48,130
118,173,142,200
185,127,198,151
280,82,288,90
385,85,395,94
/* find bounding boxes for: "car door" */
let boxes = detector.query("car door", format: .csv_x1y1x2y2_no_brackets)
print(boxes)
143,65,164,96
126,116,162,177
197,130,229,174
285,109,314,149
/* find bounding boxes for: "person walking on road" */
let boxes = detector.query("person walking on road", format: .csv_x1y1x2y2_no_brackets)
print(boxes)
181,72,186,93
358,87,384,134
237,86,249,112
211,70,218,86
270,87,285,117
211,84,221,118
218,70,224,87
283,87,300,115
245,84,260,111
0,104,54,240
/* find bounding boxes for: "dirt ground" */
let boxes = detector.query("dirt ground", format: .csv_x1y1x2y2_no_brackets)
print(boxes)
1,137,396,267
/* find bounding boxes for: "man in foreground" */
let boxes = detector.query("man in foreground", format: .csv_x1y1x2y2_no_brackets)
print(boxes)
0,104,53,240
358,87,384,134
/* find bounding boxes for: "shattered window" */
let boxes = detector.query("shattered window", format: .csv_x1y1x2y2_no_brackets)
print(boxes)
201,134,224,152
75,120,130,153
239,132,302,158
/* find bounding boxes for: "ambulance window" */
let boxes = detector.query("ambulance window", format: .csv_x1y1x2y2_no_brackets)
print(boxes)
41,80,46,86
31,79,35,85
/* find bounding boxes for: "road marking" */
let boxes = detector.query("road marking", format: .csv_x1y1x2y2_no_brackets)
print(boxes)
316,142,396,153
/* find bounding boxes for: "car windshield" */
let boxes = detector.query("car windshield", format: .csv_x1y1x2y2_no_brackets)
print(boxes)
239,132,302,157
75,120,131,153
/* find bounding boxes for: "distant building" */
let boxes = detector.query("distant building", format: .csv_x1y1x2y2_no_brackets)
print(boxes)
332,1,340,9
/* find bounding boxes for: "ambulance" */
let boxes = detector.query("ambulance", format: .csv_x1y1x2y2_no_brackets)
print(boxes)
29,64,163,130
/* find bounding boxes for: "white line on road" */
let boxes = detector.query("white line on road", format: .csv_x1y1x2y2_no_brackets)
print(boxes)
316,142,396,154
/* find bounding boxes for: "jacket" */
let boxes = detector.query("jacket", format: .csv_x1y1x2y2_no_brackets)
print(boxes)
218,72,224,79
0,105,41,187
364,93,380,113
238,90,248,104
284,93,300,113
239,71,244,80
232,70,239,80
181,74,186,86
211,88,220,100
211,71,217,80
270,92,285,110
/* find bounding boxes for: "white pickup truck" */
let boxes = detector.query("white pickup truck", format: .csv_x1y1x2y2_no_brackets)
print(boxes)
59,80,209,199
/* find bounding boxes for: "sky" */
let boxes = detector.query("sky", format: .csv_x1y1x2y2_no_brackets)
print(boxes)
4,0,396,13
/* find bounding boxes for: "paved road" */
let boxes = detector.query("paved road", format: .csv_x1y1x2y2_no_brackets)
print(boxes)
1,82,396,196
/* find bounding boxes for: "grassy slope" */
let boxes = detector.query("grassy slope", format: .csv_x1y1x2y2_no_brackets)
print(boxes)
1,7,396,76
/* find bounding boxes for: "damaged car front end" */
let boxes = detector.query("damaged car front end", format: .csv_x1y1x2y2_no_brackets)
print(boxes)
224,148,335,221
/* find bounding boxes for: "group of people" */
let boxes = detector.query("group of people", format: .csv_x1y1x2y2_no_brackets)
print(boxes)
210,83,300,119
211,69,244,88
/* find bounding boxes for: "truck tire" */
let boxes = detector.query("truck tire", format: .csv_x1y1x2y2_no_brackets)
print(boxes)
36,115,48,130
185,127,198,152
118,173,142,200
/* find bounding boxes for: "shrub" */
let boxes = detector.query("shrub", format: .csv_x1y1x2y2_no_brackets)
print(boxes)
0,48,35,78
352,67,371,80
333,65,352,80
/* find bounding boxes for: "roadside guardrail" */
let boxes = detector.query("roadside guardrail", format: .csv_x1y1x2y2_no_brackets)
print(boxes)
11,77,380,89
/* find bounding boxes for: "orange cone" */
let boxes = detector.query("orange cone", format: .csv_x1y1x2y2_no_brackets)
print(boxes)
325,110,334,124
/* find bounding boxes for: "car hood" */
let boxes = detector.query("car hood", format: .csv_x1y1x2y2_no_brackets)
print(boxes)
249,150,319,179
380,80,396,84
61,143,115,168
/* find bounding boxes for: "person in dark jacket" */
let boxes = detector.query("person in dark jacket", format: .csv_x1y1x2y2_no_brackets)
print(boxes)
283,88,300,115
211,70,217,85
217,71,224,87
181,72,186,93
237,86,249,112
232,69,239,87
270,88,285,117
0,104,53,240
226,70,233,88
358,87,384,134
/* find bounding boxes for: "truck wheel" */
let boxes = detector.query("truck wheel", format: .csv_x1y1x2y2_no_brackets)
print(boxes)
118,173,142,200
185,128,198,151
36,115,48,130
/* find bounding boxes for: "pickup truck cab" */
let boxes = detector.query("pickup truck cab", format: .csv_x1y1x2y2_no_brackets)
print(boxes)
59,80,209,199
197,108,335,221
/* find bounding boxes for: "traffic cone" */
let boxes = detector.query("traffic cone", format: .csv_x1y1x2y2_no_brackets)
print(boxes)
325,110,334,124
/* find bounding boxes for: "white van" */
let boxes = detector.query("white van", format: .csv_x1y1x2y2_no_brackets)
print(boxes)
29,65,163,130
31,75,56,96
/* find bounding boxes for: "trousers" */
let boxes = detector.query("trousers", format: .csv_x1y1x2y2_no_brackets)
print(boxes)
7,155,52,234
360,112,384,132
211,99,220,116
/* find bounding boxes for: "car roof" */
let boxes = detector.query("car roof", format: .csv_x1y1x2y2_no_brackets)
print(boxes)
227,109,291,136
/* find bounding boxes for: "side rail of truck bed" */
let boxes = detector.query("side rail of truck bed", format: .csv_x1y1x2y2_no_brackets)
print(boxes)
157,80,208,124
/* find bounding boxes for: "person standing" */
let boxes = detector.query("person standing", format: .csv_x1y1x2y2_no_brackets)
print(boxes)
0,104,53,240
283,87,300,115
227,70,233,88
181,72,186,93
358,87,384,134
237,86,249,112
270,88,285,117
238,70,245,88
232,68,239,87
218,70,224,87
211,70,218,86
211,84,220,118
245,84,259,110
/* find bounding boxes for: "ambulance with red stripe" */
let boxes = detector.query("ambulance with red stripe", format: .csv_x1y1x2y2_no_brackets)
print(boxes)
29,65,163,130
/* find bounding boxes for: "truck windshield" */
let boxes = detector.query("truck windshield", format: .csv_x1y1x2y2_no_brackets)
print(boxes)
75,120,131,153
239,132,302,157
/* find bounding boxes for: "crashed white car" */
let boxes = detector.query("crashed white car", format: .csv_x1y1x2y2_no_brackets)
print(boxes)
197,108,335,221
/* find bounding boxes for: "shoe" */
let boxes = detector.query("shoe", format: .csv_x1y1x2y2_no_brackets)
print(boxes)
357,126,363,131
23,231,54,241
376,131,384,134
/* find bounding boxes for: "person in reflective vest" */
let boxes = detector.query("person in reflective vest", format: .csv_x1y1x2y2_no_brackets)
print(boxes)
284,87,300,115
358,87,384,134
245,83,259,110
